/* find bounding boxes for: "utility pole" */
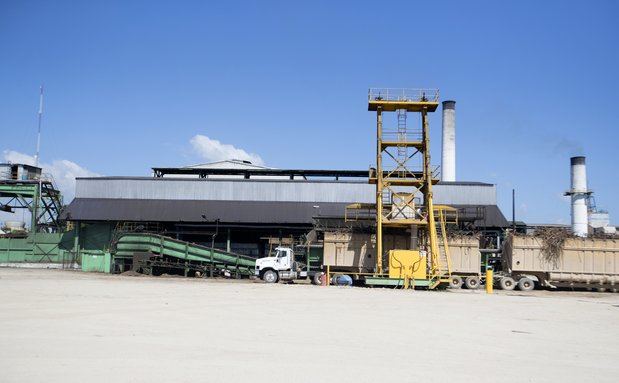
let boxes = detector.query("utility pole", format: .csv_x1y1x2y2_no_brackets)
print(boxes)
34,85,44,167
512,189,516,231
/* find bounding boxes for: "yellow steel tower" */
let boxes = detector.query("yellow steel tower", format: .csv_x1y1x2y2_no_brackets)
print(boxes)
366,88,449,287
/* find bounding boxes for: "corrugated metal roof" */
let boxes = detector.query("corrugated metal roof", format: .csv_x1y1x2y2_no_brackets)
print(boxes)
76,178,376,203
74,178,497,205
62,199,348,224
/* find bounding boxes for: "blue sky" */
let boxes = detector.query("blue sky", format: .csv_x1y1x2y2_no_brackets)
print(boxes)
0,0,617,224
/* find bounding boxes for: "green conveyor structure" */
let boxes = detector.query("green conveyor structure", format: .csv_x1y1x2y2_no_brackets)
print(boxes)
113,233,256,274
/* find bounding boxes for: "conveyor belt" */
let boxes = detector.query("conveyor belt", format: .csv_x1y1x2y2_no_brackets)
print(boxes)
113,233,256,273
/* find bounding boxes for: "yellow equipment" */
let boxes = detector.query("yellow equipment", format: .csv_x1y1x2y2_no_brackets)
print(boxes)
388,250,426,280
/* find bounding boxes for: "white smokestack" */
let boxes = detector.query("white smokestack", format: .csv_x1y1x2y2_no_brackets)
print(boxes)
568,156,589,237
441,100,456,182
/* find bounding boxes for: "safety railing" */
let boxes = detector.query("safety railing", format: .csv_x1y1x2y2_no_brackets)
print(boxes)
344,203,376,222
368,88,439,103
381,130,423,142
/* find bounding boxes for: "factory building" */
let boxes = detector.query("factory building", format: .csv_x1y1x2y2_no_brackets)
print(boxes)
61,160,507,259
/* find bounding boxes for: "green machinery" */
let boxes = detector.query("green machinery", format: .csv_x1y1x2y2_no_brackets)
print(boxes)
0,165,256,275
0,168,63,232
113,232,257,277
0,166,75,267
0,222,258,275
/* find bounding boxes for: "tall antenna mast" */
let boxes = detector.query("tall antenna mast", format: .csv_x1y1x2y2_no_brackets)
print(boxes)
34,85,43,167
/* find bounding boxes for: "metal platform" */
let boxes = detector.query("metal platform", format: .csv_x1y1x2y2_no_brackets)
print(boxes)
151,167,370,179
368,88,439,112
363,276,432,288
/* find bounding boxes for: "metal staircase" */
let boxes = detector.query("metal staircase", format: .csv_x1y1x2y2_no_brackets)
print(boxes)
428,206,458,287
435,208,452,276
38,174,63,231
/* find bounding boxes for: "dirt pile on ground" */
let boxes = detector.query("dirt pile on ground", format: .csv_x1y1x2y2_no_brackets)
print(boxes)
120,270,144,277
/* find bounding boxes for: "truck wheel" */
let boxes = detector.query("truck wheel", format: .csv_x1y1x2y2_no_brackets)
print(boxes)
262,270,279,284
499,277,516,291
464,276,480,290
312,272,324,285
517,277,535,291
449,275,463,289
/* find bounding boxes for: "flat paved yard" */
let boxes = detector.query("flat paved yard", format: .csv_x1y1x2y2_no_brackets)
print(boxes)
0,268,617,383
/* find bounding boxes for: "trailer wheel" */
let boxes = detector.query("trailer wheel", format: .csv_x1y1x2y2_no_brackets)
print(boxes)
499,277,516,291
449,275,463,289
262,270,279,284
312,272,325,285
464,276,480,289
517,277,535,291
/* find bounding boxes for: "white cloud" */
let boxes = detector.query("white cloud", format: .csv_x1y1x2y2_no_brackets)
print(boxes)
190,135,264,166
2,150,100,202
3,150,35,165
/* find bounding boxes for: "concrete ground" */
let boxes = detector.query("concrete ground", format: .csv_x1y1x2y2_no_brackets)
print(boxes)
0,269,617,383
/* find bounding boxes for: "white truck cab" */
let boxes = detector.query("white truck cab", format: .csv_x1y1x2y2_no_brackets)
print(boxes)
255,246,312,283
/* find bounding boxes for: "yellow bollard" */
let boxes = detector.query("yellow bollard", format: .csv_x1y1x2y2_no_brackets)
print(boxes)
486,268,493,294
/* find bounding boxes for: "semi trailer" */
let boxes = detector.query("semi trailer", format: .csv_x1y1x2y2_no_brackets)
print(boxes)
322,231,485,289
497,233,619,292
255,232,485,288
443,235,484,290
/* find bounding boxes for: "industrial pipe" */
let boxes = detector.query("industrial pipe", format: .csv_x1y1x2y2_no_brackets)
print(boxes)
568,156,588,237
441,100,456,182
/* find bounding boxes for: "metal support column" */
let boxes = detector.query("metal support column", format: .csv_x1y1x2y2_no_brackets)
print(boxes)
30,182,39,232
73,223,80,263
375,107,383,274
422,110,440,275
